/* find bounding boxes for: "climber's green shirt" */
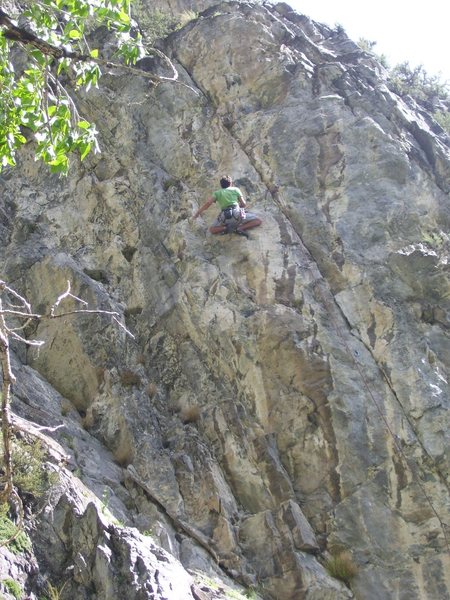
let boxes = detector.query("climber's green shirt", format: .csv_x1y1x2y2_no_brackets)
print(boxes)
213,187,243,210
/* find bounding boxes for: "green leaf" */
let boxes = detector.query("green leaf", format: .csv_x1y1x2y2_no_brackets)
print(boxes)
57,58,70,75
90,49,99,58
77,120,90,129
117,10,130,25
50,161,69,174
29,49,47,66
2,154,16,167
80,143,91,160
68,29,82,40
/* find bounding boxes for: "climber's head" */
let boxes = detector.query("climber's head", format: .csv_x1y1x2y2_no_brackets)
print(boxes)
220,175,232,189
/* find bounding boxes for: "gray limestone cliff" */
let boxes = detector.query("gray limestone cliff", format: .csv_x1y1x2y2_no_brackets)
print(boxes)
0,2,449,599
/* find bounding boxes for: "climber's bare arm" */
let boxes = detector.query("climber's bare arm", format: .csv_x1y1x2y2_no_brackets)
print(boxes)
193,197,214,219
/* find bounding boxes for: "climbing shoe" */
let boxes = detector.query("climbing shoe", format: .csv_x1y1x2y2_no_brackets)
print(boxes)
235,229,249,239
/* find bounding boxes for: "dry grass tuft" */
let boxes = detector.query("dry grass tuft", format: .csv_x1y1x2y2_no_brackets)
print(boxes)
120,370,141,387
177,10,198,28
147,382,157,397
325,550,358,585
180,405,201,424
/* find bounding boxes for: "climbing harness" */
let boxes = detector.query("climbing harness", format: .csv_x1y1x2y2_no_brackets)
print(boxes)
219,205,249,238
219,205,244,227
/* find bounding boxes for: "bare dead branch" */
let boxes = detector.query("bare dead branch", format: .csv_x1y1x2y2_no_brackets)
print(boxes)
111,315,134,338
0,310,41,319
0,316,17,379
0,295,17,506
9,331,45,346
5,322,33,333
1,287,135,341
0,279,134,538
50,280,88,316
0,279,32,313
0,308,134,339
11,414,70,462
48,308,135,338
51,308,116,318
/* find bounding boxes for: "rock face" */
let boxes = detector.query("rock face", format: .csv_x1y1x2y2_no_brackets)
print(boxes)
1,2,449,599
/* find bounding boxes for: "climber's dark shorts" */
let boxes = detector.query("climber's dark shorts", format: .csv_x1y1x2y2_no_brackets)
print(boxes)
212,206,259,230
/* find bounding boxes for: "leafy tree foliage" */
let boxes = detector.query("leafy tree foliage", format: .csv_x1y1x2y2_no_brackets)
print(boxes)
356,37,450,133
357,37,377,53
357,37,389,68
387,62,450,133
434,110,450,133
0,1,175,174
389,61,449,103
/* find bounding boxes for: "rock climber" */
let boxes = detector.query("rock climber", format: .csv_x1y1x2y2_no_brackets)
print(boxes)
193,175,262,238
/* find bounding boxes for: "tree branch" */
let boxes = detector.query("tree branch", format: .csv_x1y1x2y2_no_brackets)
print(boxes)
0,8,179,84
50,280,87,315
0,279,135,342
0,280,32,313
0,296,17,506
0,279,135,528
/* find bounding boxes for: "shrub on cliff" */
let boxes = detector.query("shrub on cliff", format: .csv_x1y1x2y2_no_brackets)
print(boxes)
325,550,358,586
356,38,450,131
389,62,449,103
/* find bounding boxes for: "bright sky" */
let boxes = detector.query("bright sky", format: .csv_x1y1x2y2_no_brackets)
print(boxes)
287,1,450,83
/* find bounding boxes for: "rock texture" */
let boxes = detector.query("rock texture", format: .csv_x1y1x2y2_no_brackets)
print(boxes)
1,1,449,599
